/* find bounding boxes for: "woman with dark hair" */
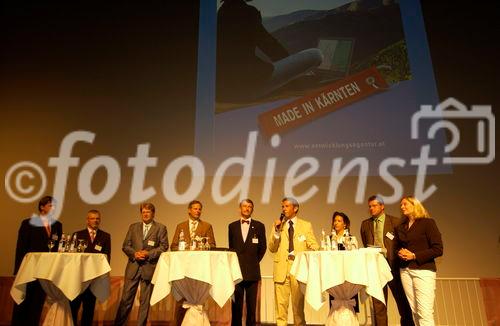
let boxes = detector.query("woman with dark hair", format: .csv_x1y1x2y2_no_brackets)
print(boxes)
329,211,359,313
395,196,443,326
331,211,358,250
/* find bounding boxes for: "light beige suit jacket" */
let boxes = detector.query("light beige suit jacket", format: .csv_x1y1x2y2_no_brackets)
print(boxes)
268,217,319,283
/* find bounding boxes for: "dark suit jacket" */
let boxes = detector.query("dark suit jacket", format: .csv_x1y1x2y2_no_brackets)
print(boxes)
72,228,111,262
14,217,63,274
122,220,168,280
395,217,443,271
360,214,401,269
170,219,216,251
228,219,266,281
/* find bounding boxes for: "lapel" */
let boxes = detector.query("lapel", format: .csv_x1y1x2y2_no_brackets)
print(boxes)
383,217,390,241
368,219,375,243
183,221,192,243
243,220,254,246
82,229,91,243
233,221,244,245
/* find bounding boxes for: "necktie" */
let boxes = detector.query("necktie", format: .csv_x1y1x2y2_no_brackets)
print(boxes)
143,224,150,240
90,230,96,242
288,220,294,253
241,219,249,224
374,218,383,247
190,221,197,238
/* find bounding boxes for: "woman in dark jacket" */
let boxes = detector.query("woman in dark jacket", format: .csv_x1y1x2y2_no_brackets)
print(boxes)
395,196,443,326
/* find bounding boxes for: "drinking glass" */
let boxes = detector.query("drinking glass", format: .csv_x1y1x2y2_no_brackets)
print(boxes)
77,239,84,252
47,239,55,252
82,239,88,252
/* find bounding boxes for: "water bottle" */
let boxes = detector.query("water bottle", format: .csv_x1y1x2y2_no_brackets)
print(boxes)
325,232,332,251
178,229,186,251
57,234,66,252
344,229,352,250
330,230,338,251
190,235,197,251
320,229,326,250
69,234,77,253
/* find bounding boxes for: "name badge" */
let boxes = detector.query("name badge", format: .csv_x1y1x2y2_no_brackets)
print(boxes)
148,240,155,246
51,234,59,241
252,238,259,244
386,232,394,240
94,244,102,252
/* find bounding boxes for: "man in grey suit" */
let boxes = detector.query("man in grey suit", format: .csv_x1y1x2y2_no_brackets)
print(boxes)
114,202,169,326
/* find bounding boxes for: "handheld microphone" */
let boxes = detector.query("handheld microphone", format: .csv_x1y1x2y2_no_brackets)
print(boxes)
276,213,285,232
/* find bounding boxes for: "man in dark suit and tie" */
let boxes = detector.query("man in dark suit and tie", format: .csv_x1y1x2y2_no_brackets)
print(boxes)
114,203,168,326
70,209,111,326
12,195,63,326
360,195,414,326
228,199,266,326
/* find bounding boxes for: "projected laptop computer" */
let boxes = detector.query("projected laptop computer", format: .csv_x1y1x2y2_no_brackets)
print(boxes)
315,37,355,84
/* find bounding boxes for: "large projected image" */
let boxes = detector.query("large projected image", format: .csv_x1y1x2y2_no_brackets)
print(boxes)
195,0,449,176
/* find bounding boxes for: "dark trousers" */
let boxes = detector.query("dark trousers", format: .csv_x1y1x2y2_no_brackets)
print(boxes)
11,280,46,326
372,270,414,326
70,287,97,326
114,273,153,326
231,280,259,326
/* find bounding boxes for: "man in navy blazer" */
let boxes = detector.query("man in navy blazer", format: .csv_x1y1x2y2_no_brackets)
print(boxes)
12,195,63,326
70,209,111,326
114,203,168,326
228,199,266,326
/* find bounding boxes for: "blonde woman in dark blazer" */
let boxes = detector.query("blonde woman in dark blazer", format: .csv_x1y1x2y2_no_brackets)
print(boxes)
395,196,443,326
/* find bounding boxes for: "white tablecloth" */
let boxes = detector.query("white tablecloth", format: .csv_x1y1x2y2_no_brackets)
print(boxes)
150,251,242,325
11,252,111,326
290,248,393,326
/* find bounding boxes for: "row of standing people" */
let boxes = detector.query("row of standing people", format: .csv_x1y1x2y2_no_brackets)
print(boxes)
270,195,443,326
12,194,442,326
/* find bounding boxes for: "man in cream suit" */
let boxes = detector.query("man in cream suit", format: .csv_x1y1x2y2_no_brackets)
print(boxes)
171,200,217,325
114,203,168,326
268,197,319,326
